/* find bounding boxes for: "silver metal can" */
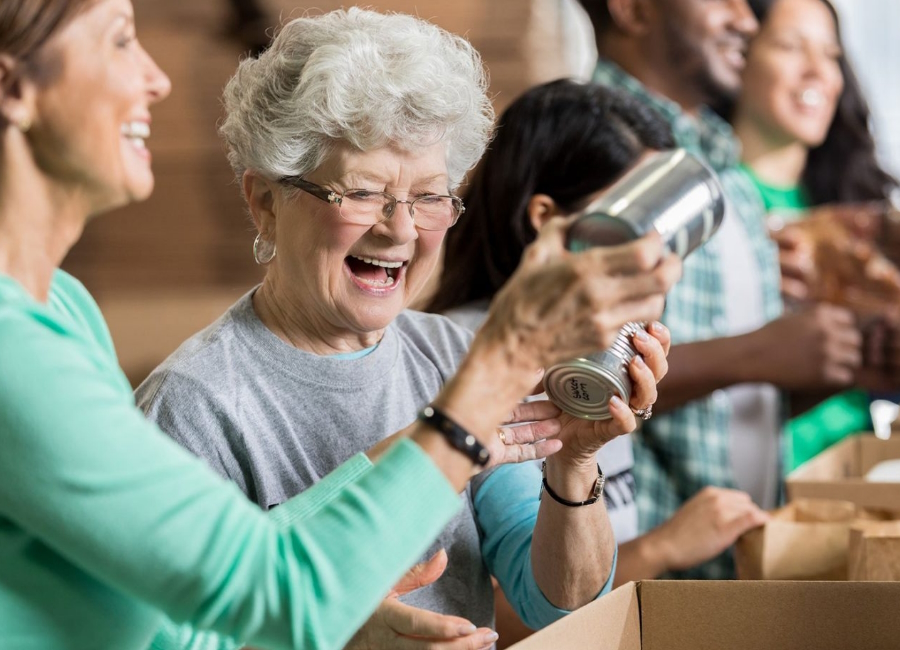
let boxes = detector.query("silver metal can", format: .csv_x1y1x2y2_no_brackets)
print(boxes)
543,322,644,420
565,148,725,258
544,149,725,420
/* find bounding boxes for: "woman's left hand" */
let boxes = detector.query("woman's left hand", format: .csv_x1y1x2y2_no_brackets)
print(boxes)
553,321,670,463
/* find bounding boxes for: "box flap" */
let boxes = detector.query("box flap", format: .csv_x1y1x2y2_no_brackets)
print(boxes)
639,581,900,650
787,435,900,511
505,582,641,650
789,436,860,482
859,436,900,474
850,523,900,581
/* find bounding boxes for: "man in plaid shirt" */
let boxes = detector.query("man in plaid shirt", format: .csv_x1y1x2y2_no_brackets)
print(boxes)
578,0,864,578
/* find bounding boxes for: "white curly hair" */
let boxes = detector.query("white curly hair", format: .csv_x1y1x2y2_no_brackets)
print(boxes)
220,7,495,191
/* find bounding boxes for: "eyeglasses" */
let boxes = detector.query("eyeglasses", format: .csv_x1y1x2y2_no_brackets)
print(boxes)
280,176,465,231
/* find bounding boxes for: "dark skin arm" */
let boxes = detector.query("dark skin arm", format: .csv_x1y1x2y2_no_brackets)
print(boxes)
654,304,862,415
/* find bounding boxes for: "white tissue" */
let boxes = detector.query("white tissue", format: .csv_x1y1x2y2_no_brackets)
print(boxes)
866,459,900,482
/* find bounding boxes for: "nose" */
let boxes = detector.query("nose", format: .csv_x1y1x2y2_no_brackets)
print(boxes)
140,44,172,104
729,0,759,38
373,200,419,245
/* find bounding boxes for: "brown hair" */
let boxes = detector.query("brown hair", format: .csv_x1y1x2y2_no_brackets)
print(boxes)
0,0,92,60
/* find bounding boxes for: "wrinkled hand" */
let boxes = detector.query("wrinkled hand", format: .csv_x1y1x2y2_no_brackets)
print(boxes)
751,304,862,390
647,487,768,573
485,398,564,470
478,218,682,381
346,550,498,650
551,322,670,462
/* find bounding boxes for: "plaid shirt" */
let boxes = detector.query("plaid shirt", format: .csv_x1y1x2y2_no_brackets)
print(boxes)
593,60,784,579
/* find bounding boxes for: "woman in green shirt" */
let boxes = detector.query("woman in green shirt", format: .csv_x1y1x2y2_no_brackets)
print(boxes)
0,2,679,649
731,0,898,469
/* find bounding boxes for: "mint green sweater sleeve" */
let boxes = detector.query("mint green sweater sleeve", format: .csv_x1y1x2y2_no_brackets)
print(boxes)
0,273,460,650
151,453,376,650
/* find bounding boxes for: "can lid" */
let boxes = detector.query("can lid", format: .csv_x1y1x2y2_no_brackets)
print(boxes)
543,358,631,421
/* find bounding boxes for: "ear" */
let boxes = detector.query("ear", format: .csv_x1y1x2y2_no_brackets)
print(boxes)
527,194,563,234
607,0,655,36
242,170,279,237
0,54,36,131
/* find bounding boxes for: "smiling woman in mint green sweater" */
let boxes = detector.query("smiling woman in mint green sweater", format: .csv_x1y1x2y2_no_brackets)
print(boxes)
0,2,680,649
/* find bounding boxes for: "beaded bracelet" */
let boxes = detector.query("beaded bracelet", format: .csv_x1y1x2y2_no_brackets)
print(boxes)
418,405,490,467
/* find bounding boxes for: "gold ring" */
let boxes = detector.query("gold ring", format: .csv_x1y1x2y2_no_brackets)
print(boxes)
498,430,508,444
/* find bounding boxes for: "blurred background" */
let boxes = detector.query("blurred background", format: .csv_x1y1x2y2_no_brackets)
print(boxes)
66,0,900,385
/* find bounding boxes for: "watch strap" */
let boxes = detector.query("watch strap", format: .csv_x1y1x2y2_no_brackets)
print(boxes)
540,460,605,507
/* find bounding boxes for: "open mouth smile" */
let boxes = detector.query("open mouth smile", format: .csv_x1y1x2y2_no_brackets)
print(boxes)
345,254,408,293
121,121,151,159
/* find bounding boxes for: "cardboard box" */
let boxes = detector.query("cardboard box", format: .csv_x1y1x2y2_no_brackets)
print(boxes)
849,521,900,581
506,581,900,649
735,499,893,580
787,434,900,511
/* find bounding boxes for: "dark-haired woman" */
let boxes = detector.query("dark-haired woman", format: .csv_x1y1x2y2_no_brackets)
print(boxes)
430,79,767,644
732,0,899,468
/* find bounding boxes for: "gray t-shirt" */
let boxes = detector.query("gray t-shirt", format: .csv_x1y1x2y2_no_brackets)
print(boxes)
136,290,494,629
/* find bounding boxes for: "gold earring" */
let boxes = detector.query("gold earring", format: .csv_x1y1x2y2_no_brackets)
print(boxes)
16,116,31,133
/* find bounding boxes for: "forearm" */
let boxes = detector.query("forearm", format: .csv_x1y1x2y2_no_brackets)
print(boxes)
271,453,373,524
654,334,767,413
612,531,670,588
531,457,616,609
148,449,404,650
416,335,538,491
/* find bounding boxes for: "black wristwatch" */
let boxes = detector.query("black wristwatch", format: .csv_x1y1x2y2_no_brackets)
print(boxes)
540,460,605,507
418,405,490,467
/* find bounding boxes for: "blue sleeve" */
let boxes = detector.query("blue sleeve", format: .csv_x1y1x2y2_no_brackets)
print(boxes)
473,463,617,630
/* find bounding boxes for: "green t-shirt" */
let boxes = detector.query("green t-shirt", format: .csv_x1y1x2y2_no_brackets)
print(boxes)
0,270,460,650
740,165,870,470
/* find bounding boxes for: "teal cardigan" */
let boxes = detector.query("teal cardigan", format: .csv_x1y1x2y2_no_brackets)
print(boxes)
0,270,460,650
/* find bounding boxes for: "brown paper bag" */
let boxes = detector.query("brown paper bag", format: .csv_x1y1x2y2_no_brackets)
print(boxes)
772,204,900,321
848,521,900,581
735,499,893,580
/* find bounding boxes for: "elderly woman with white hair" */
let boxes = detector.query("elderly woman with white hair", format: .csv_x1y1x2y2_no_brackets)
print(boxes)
137,8,678,650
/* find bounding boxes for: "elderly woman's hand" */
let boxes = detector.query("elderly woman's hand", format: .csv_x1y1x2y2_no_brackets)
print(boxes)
552,321,670,463
488,398,564,469
475,217,681,393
